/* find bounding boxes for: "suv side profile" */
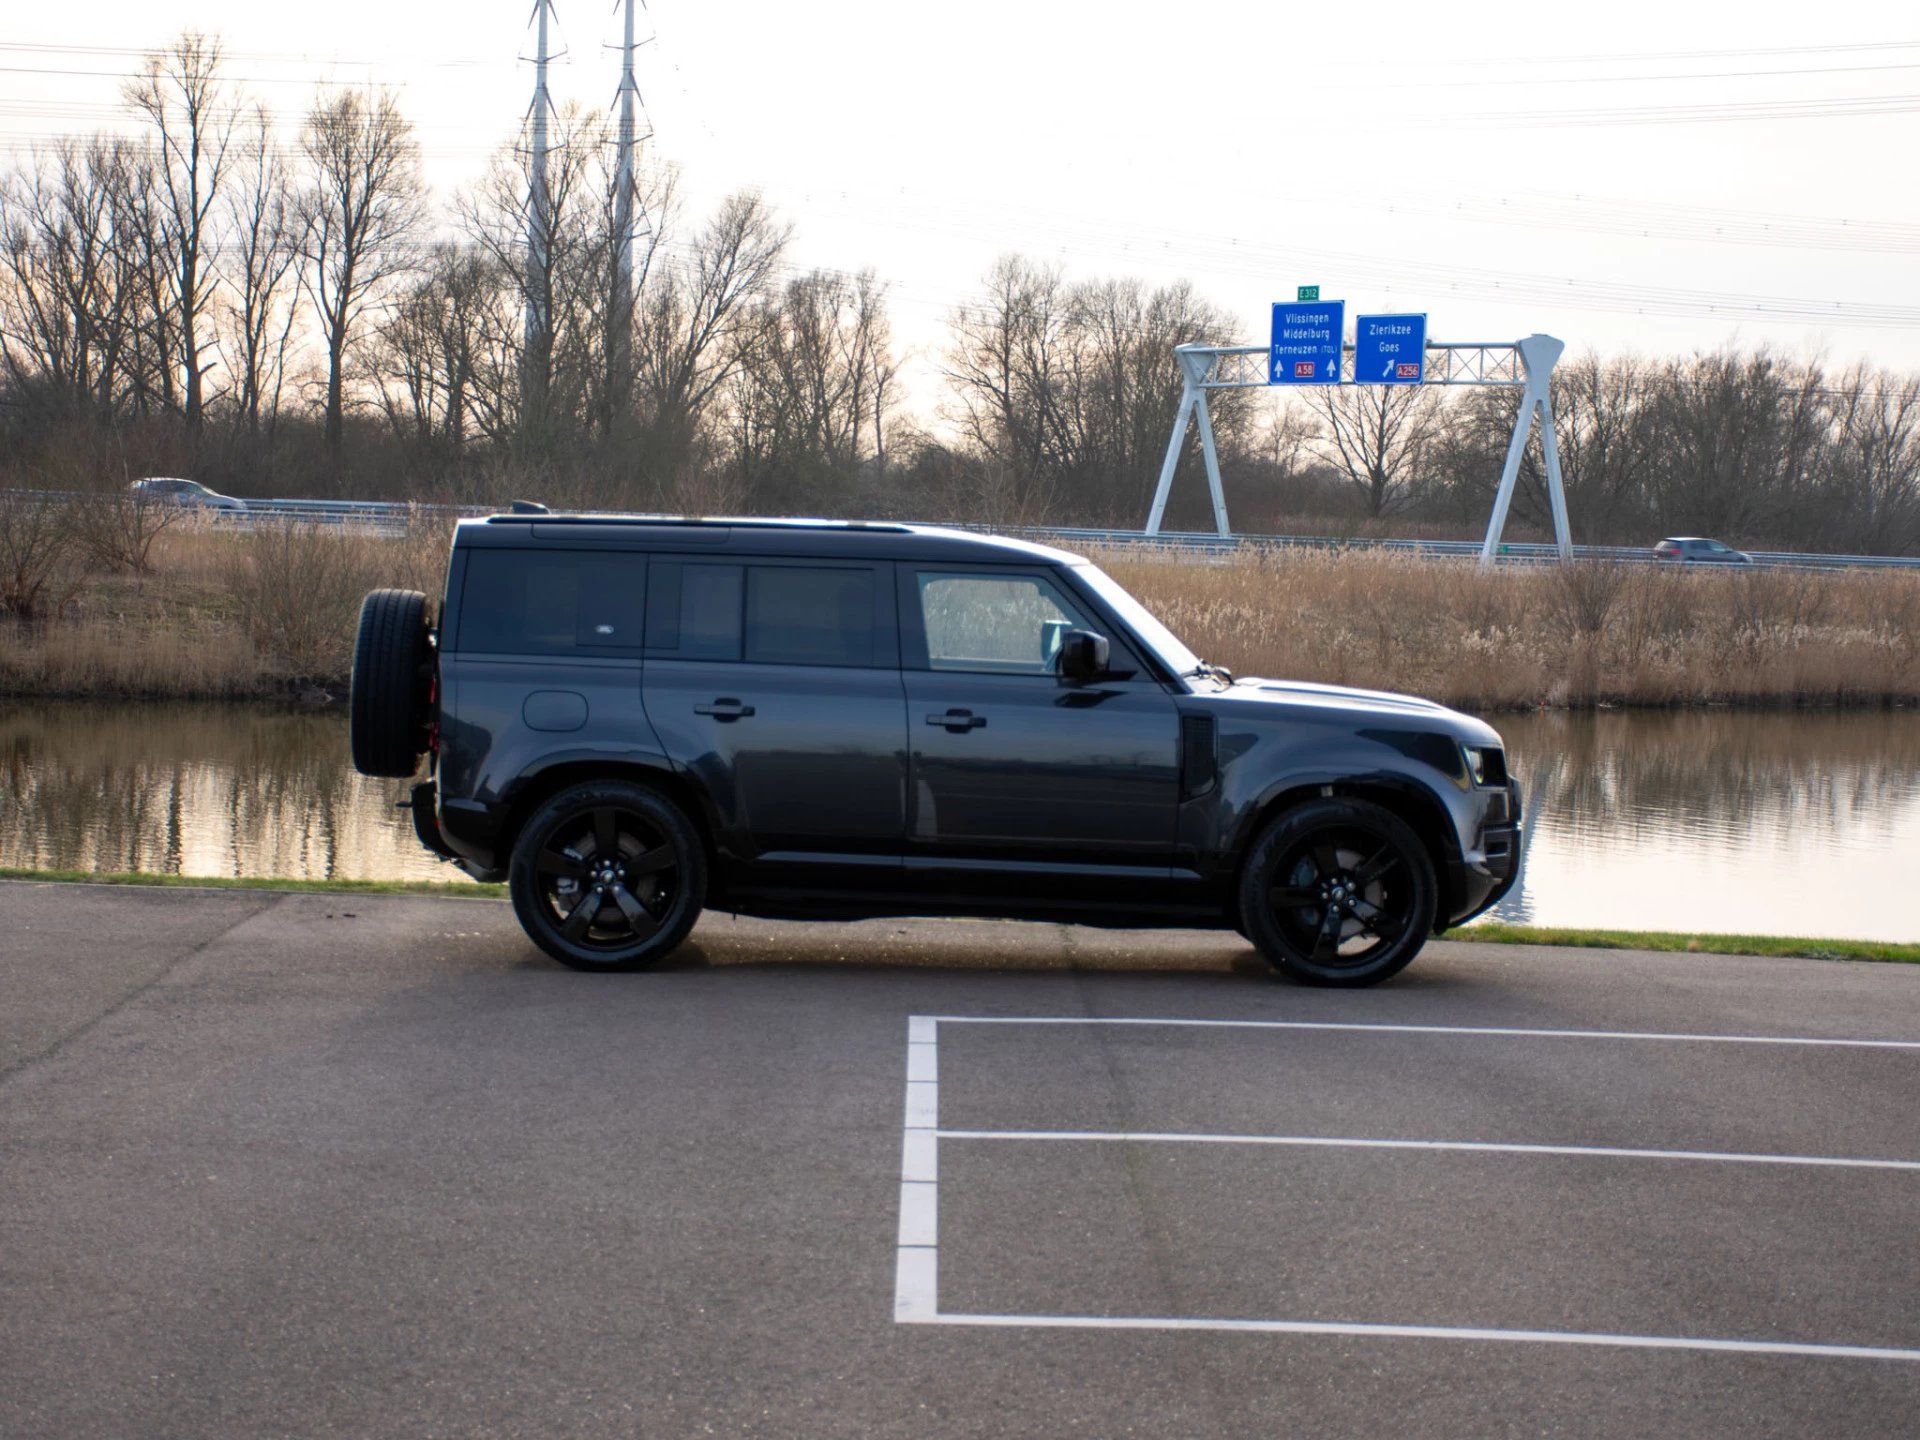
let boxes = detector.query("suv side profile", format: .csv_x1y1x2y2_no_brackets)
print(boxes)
351,516,1521,986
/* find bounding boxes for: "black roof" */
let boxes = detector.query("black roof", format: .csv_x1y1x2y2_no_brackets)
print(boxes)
457,514,1086,565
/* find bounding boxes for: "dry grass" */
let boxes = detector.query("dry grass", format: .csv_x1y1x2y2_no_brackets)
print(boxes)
4,520,1918,708
0,515,454,701
1097,547,1920,710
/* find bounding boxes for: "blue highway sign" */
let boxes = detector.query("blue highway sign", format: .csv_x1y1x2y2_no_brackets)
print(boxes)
1270,300,1344,385
1355,313,1427,384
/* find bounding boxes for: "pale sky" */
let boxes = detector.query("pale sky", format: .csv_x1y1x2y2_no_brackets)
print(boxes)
6,0,1919,392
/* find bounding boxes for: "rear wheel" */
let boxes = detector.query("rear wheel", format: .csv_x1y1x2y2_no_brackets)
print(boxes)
349,589,433,777
508,782,706,972
1239,799,1437,987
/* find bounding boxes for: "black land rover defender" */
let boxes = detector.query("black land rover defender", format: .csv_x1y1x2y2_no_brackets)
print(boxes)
350,515,1520,986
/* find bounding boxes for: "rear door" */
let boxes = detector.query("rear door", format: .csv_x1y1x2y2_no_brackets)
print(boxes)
438,545,653,809
898,565,1180,880
641,557,907,867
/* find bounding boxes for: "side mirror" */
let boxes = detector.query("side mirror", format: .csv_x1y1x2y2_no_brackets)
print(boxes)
1056,629,1110,683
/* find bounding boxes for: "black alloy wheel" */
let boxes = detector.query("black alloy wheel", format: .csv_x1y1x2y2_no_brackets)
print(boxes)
508,782,706,971
1238,798,1437,987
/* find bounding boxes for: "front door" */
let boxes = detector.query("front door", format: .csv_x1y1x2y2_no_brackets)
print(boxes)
898,566,1180,884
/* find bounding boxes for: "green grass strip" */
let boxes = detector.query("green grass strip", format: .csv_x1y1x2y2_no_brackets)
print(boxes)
1456,922,1920,964
0,867,505,899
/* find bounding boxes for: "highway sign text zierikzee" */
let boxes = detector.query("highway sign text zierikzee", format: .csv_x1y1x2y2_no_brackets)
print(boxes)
1356,313,1428,384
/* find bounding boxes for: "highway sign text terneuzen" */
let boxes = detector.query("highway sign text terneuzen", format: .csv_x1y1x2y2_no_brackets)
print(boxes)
1270,300,1344,385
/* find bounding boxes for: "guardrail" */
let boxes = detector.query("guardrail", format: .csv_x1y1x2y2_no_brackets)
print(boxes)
15,490,1920,569
982,525,1920,572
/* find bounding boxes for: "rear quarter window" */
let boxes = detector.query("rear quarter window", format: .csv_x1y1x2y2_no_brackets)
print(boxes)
456,549,646,655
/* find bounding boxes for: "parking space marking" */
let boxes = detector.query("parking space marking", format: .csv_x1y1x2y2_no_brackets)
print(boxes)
934,1130,1920,1172
922,1312,1920,1363
896,1014,1920,1362
893,1020,940,1324
925,1015,1920,1051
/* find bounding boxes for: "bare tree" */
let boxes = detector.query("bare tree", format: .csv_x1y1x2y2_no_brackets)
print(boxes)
0,488,87,620
719,267,900,509
363,241,514,455
119,143,185,417
632,190,789,491
1642,348,1825,539
944,256,1070,515
1058,275,1242,521
1820,365,1920,554
299,87,426,460
946,259,1243,524
1308,382,1443,519
0,136,147,420
221,105,306,433
456,104,623,450
124,32,236,427
1549,351,1655,540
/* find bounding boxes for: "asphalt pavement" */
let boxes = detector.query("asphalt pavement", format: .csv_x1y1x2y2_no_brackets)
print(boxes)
2,879,1917,1439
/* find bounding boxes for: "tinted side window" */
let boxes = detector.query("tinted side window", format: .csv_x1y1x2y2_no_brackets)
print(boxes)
457,549,645,655
645,562,743,660
916,571,1091,674
744,566,877,667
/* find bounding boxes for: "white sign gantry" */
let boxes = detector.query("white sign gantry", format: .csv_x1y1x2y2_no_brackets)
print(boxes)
1145,333,1573,566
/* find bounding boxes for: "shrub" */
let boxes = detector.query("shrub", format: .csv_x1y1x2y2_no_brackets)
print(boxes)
0,489,89,621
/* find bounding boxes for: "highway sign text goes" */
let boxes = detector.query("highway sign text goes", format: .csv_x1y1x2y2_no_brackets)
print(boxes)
1355,313,1427,385
1270,300,1344,386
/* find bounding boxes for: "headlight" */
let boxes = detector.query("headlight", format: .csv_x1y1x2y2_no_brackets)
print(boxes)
1462,745,1506,787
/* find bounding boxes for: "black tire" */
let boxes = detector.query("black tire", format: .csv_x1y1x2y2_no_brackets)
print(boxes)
508,782,706,972
350,589,432,778
1238,798,1437,987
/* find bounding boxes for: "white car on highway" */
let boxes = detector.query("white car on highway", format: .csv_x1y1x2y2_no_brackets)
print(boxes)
128,477,247,511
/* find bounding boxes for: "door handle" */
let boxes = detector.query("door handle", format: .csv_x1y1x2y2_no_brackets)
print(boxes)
926,709,986,731
695,698,755,721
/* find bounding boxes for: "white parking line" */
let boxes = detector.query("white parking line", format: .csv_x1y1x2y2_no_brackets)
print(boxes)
925,1015,1920,1050
893,1021,940,1324
925,1312,1920,1363
896,1014,1920,1362
935,1129,1920,1172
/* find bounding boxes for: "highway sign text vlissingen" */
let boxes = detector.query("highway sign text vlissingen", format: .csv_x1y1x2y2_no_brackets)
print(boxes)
1355,313,1427,384
1270,300,1344,385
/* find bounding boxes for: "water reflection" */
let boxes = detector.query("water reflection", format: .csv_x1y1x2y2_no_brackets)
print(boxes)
0,703,464,883
1486,710,1920,942
2,702,1916,940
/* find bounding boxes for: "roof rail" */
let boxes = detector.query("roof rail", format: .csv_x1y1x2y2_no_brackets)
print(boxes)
478,512,913,533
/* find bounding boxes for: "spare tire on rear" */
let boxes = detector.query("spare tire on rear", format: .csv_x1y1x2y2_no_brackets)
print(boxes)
350,589,433,777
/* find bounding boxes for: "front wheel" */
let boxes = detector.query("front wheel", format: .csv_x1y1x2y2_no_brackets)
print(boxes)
1238,798,1437,987
509,782,706,971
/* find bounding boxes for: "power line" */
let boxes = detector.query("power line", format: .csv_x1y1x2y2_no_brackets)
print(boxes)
1445,92,1920,129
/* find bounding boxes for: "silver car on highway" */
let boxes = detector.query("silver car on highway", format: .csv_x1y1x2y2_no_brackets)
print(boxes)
128,477,247,511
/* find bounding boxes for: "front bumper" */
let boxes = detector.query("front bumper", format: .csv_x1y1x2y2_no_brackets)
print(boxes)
1446,779,1523,926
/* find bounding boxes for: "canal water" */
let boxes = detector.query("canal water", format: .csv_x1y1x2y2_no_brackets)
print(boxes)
2,702,1916,942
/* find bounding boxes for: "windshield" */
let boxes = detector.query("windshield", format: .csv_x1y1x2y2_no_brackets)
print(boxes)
1074,563,1202,678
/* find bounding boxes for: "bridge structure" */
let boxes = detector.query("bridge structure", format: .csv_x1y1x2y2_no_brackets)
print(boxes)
1145,334,1571,567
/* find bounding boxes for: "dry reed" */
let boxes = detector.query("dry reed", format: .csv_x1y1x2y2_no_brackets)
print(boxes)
2,522,1917,708
1097,547,1920,710
0,515,452,701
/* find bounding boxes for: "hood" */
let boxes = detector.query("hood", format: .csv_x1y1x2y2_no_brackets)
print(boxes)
1194,676,1504,744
